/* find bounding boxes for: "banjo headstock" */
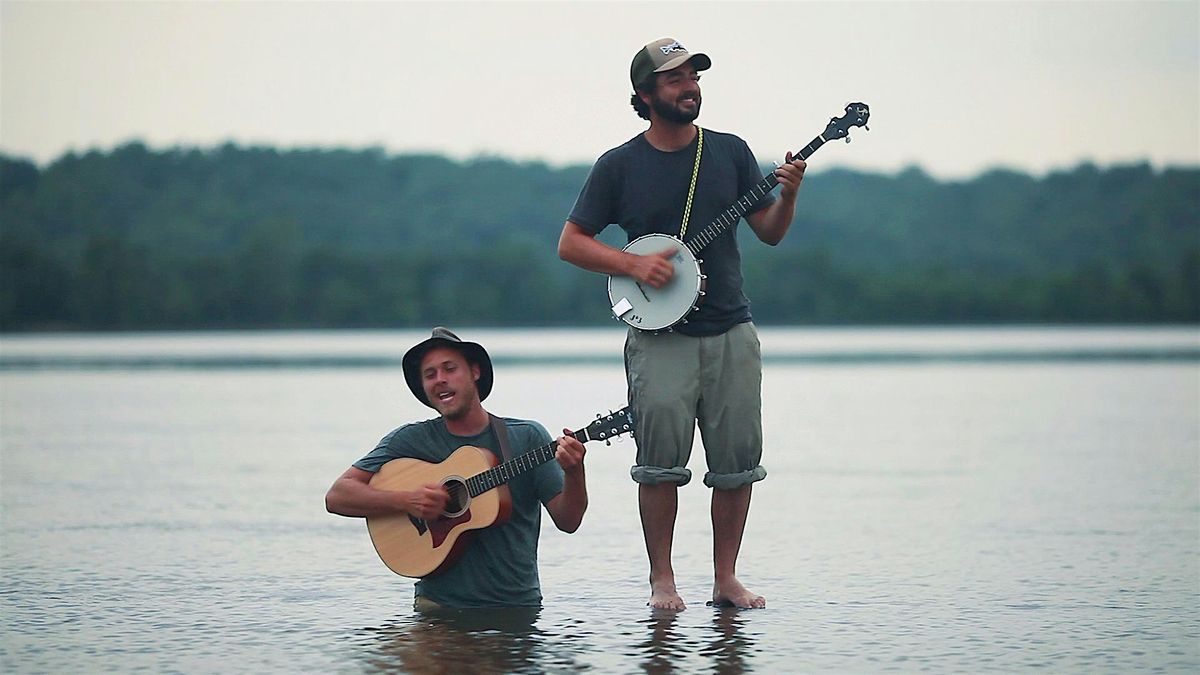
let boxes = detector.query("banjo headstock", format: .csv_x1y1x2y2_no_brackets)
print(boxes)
823,102,870,143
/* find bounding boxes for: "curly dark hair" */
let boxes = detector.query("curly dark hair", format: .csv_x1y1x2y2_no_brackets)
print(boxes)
630,78,655,120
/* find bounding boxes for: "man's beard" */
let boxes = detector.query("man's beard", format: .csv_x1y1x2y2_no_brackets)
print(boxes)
650,94,701,124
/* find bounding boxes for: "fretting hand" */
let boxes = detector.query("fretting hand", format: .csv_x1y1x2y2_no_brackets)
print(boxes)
773,151,807,201
554,429,587,476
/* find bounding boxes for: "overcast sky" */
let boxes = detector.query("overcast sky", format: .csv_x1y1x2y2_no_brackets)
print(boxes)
2,0,1197,179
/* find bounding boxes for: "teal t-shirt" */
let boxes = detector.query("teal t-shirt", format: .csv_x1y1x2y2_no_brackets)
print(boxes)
353,416,565,608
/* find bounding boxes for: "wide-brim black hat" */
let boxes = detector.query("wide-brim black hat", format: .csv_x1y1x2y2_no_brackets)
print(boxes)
402,327,493,409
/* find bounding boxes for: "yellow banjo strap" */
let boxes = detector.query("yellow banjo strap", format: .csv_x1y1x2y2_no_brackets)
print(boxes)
679,126,704,239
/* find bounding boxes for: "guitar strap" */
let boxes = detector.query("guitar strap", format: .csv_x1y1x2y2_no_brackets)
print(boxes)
678,126,704,239
488,413,513,461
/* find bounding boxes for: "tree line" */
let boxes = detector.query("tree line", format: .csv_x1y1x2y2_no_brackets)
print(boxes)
1,142,1196,331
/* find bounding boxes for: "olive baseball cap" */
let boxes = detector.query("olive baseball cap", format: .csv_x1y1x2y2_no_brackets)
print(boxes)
630,37,711,90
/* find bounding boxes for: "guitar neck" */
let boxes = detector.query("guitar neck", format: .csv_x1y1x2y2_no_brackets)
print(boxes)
465,426,589,497
684,133,829,255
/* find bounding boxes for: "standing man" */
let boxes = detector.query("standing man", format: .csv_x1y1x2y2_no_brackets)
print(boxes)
325,327,588,609
557,38,806,610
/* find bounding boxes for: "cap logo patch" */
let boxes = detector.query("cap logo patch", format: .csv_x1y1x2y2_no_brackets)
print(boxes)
659,41,687,56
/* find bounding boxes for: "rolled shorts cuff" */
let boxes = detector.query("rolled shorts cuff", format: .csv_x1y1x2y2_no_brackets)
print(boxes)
703,465,767,489
630,465,692,486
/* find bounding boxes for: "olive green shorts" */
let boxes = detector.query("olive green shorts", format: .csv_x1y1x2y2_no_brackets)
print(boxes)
624,321,767,489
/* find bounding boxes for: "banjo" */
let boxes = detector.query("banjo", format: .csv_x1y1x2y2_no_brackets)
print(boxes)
608,102,871,331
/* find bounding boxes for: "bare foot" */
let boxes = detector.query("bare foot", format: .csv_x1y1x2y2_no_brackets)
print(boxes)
712,577,765,609
648,577,686,610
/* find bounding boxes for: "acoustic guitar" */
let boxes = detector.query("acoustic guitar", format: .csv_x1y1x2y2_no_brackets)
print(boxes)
366,407,635,578
607,102,871,331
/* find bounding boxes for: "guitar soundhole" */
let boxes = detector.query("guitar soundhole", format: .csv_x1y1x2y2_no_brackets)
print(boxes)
441,477,470,518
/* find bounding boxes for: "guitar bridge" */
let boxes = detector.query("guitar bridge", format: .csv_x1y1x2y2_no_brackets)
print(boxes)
408,515,428,536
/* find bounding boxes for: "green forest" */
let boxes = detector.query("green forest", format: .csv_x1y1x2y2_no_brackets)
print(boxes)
1,142,1197,331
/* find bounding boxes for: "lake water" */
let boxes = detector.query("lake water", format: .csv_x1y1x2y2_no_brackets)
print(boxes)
2,327,1198,673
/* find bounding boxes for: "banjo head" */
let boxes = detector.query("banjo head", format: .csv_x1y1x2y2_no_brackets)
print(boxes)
607,233,703,331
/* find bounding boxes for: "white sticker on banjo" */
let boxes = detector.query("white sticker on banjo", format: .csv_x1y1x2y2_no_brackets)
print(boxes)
611,297,634,318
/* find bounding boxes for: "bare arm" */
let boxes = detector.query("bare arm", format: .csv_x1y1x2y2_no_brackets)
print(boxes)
544,431,588,533
324,466,448,521
746,154,807,246
558,221,676,288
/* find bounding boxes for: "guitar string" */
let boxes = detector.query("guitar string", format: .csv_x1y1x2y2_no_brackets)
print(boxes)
466,419,630,495
683,135,826,255
468,436,578,496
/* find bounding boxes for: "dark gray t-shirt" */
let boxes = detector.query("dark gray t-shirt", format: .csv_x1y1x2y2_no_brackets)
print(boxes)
354,416,564,607
568,129,773,336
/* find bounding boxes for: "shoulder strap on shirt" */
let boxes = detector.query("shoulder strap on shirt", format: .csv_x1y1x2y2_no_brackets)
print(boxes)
488,413,513,461
679,126,704,238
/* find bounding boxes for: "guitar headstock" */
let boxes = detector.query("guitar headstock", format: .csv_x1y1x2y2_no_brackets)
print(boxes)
824,102,870,143
581,406,636,444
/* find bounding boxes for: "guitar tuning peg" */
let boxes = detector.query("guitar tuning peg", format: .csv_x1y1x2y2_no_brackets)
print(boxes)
844,137,852,144
605,439,612,446
864,125,870,132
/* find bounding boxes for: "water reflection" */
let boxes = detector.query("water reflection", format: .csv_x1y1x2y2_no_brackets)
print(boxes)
702,608,753,674
355,607,546,674
635,607,754,674
353,604,759,674
636,609,685,673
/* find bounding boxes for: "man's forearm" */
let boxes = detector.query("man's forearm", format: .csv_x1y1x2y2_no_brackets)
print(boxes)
558,221,637,276
552,471,588,533
325,473,425,519
750,194,797,246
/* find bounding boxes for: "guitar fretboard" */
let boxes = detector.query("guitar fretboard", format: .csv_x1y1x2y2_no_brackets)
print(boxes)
464,419,626,497
466,436,565,497
684,133,829,255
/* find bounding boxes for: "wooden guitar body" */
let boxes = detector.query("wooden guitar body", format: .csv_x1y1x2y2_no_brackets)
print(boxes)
366,445,512,578
362,408,635,579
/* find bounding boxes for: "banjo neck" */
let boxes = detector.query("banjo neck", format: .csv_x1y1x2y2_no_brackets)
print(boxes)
683,132,831,256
